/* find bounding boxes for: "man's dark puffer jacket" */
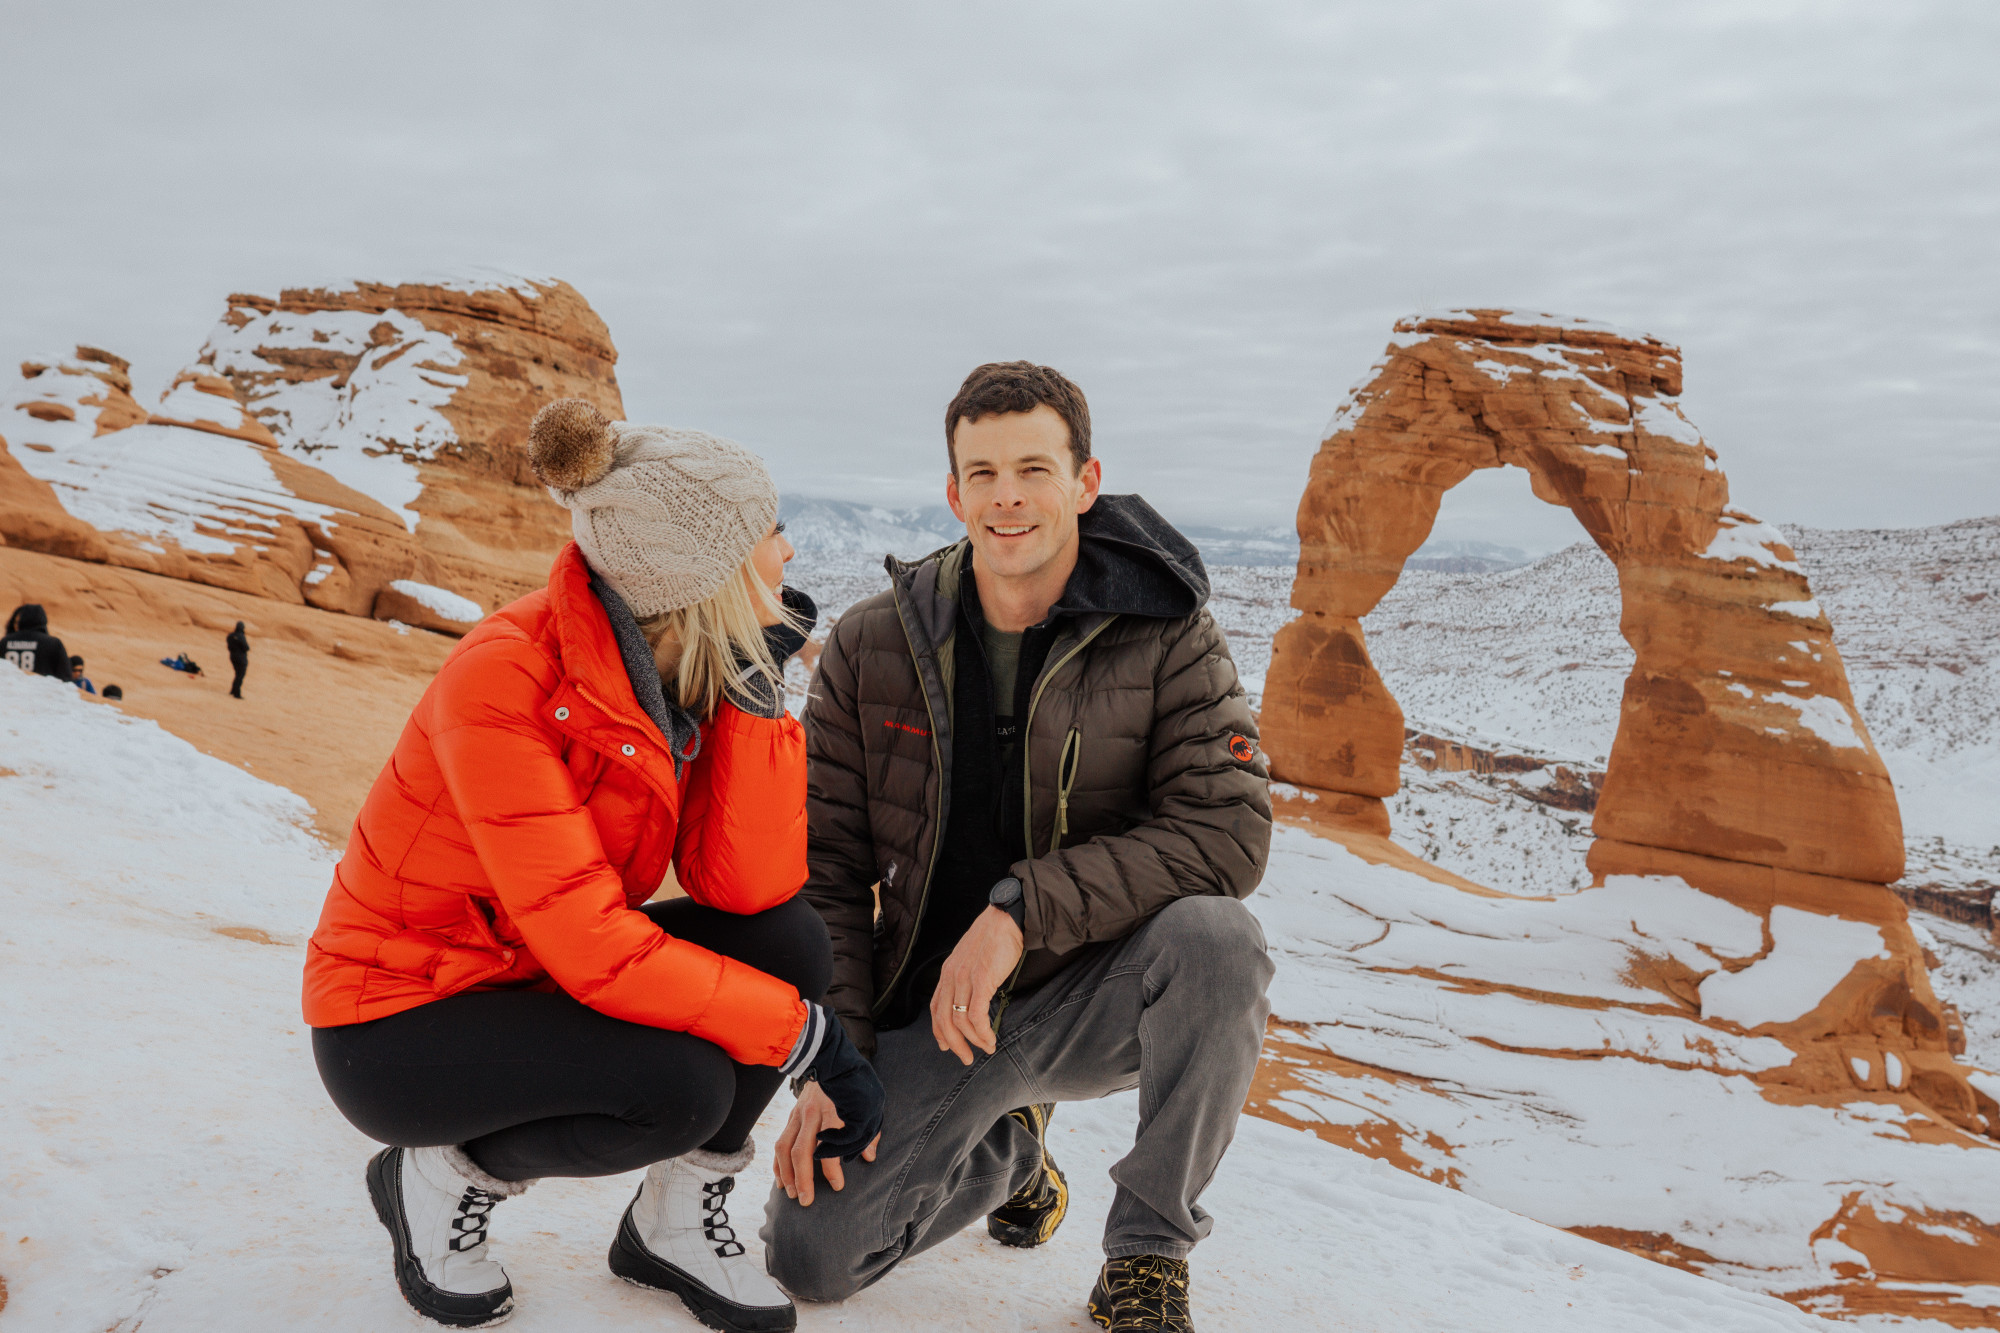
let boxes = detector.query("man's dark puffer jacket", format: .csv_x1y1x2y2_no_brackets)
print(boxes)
802,495,1273,1054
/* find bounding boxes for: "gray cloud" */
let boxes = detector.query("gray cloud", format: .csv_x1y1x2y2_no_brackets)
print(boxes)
2,0,1994,549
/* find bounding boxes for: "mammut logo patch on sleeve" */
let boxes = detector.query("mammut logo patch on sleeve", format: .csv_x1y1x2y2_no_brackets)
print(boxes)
1228,734,1256,763
884,719,931,737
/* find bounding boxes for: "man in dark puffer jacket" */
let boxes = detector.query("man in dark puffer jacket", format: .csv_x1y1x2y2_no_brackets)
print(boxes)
764,363,1272,1332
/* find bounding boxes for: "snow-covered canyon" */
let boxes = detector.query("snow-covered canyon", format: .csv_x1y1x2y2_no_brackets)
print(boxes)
0,669,1839,1331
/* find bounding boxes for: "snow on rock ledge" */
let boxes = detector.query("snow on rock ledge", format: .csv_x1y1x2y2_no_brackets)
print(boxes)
376,578,483,634
199,275,622,614
1249,827,2000,1326
0,275,621,633
1,349,426,608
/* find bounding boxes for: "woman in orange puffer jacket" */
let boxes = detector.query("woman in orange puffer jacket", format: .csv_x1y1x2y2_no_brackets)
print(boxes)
306,400,882,1333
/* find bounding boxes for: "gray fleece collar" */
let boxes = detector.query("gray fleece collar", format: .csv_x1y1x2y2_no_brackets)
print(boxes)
588,571,702,778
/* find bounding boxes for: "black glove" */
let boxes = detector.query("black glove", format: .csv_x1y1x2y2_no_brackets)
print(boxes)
804,1006,885,1161
763,585,817,665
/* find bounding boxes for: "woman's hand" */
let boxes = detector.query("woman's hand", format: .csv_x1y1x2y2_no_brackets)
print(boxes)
775,1080,880,1207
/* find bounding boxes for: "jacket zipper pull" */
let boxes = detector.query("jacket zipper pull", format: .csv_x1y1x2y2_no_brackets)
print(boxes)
1050,728,1081,856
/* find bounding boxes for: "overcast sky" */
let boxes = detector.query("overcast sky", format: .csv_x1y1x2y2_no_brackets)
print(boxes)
3,1,1995,550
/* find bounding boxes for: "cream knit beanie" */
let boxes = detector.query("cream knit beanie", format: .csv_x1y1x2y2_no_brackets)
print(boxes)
527,398,779,618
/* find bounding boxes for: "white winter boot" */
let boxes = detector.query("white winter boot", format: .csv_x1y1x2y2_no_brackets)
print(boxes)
366,1144,535,1328
608,1139,796,1332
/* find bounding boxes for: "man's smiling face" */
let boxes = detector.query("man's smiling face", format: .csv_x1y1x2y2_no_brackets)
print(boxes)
946,402,1102,583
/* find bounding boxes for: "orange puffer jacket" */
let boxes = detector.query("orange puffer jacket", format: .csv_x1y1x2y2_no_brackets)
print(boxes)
302,543,809,1067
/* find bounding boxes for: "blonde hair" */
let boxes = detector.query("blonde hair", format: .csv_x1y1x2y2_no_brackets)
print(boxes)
639,559,803,721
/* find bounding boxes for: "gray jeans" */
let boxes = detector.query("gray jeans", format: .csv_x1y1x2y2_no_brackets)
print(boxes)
761,894,1273,1302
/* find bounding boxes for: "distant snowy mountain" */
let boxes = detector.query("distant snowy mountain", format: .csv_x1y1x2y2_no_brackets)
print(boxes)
777,496,962,558
782,496,1529,571
1403,538,1534,573
1176,523,1299,567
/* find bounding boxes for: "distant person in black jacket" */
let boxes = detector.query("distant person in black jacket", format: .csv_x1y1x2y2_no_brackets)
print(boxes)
227,621,249,699
3,604,70,679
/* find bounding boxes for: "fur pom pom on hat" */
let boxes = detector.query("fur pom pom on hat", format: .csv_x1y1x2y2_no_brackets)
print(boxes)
528,398,778,618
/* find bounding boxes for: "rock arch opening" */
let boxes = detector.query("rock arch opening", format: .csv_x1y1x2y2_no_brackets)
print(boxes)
1361,466,1630,895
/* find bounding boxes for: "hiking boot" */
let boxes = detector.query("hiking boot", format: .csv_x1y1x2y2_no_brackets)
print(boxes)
608,1140,796,1333
987,1103,1068,1248
366,1145,533,1328
1087,1254,1195,1331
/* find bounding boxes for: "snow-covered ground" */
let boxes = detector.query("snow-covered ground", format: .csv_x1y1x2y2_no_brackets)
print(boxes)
1381,762,1597,898
1912,914,2000,1070
1252,823,2000,1325
0,666,1846,1330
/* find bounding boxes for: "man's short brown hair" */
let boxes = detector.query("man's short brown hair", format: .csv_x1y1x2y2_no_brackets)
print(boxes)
945,361,1091,476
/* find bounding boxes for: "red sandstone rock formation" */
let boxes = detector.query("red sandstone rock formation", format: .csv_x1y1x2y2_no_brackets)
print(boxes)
0,431,109,566
0,276,621,635
1259,309,2000,1321
2,348,428,609
196,275,623,618
150,366,280,447
16,348,148,436
1265,310,1900,884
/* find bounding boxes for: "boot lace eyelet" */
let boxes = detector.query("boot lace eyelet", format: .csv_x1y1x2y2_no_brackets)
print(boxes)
700,1177,747,1258
448,1187,501,1253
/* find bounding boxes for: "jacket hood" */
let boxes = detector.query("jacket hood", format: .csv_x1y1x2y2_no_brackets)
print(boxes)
13,604,47,632
884,492,1207,641
1055,493,1207,619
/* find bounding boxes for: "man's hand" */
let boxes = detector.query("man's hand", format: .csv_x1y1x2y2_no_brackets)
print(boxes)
930,905,1025,1065
774,1080,878,1207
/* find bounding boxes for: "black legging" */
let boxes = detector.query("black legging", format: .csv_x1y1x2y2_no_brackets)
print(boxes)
312,895,830,1183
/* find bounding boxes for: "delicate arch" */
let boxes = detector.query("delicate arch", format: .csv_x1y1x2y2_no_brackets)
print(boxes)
1261,310,1901,884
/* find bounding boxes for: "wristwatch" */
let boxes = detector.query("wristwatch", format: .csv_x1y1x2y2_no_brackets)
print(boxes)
988,876,1025,927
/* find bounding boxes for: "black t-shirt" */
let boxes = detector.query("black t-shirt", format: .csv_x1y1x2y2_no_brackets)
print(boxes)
3,631,69,679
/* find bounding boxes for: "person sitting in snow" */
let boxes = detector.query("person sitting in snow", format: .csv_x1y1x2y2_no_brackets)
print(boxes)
304,398,878,1332
3,604,71,679
69,655,94,694
763,363,1273,1333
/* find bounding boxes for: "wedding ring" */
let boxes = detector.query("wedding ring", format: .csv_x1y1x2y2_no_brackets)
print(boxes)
951,1004,968,1012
